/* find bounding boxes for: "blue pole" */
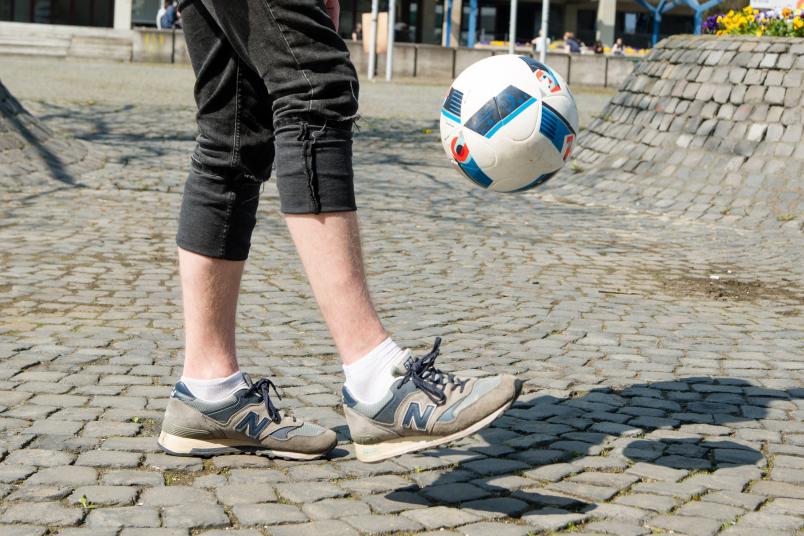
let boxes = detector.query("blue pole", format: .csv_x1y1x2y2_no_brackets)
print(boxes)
444,0,453,47
467,0,478,47
693,9,702,34
652,10,661,45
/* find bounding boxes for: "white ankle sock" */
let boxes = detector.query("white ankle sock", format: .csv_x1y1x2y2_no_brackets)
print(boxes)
343,337,408,404
180,371,249,402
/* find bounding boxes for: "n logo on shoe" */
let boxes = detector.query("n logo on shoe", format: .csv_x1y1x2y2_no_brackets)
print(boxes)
235,411,270,438
402,401,435,431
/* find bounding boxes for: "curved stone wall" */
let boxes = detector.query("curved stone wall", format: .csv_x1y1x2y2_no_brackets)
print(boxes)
0,81,101,190
547,35,803,232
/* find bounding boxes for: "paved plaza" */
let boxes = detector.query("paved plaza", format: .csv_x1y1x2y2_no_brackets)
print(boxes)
0,57,802,535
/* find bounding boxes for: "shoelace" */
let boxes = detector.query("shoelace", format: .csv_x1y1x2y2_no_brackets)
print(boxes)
248,378,284,424
398,337,468,405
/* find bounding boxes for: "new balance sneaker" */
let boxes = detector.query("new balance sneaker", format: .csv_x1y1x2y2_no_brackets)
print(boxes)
343,338,522,463
158,373,336,460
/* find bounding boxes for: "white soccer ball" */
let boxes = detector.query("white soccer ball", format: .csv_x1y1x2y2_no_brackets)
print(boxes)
440,54,579,193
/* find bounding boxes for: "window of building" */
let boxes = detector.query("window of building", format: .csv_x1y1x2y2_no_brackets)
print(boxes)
0,0,114,26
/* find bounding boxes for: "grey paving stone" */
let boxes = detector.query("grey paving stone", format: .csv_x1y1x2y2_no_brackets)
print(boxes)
25,420,84,435
120,531,188,536
85,506,161,529
141,486,216,506
162,504,230,528
626,461,688,481
750,481,804,499
615,493,677,513
26,465,97,486
68,485,138,506
648,514,722,536
420,482,491,503
232,503,307,526
461,457,530,476
361,491,431,513
57,529,120,536
523,463,577,482
6,485,72,502
762,497,804,515
4,448,75,467
459,521,533,536
521,507,589,532
675,500,743,521
215,483,277,505
75,450,141,468
302,498,371,520
339,475,415,495
144,453,203,471
736,511,802,531
101,470,164,487
584,520,650,536
401,505,481,529
197,531,260,536
0,464,35,483
342,513,424,534
274,481,347,503
228,469,288,484
1,501,84,525
267,520,358,536
548,480,620,501
461,496,531,518
0,526,47,536
702,490,766,510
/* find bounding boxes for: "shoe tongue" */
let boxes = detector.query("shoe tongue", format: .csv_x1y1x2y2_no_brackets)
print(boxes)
391,349,413,376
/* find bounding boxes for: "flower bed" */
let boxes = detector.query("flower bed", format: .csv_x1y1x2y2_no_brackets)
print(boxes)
704,6,804,37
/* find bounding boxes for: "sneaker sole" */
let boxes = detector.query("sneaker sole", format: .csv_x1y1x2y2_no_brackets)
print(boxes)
157,431,331,461
354,382,522,463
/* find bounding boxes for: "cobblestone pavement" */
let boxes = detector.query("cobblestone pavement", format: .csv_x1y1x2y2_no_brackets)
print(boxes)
0,60,802,536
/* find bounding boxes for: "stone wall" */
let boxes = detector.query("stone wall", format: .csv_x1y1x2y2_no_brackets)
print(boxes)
344,40,637,86
546,35,804,232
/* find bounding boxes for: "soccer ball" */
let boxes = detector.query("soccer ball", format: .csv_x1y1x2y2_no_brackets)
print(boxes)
440,55,579,193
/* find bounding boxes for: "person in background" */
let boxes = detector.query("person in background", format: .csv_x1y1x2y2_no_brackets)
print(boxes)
593,40,605,54
352,22,363,42
530,28,551,54
611,37,625,55
156,1,166,28
159,0,181,29
563,32,581,53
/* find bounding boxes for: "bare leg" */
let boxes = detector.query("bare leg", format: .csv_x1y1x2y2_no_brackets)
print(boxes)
178,248,243,379
285,211,388,365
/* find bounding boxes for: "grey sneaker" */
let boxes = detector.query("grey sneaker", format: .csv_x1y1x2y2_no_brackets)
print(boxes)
343,338,522,463
158,373,336,460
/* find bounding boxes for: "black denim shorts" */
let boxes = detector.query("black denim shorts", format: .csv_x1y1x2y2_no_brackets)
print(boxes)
176,0,360,261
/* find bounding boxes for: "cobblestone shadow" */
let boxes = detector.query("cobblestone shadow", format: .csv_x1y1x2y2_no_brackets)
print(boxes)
368,376,795,520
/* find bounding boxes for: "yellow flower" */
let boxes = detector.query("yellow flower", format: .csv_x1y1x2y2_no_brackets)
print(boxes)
743,6,753,15
794,16,804,29
782,7,792,18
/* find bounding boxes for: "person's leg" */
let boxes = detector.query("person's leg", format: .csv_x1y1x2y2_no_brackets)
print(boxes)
178,249,242,379
182,0,520,464
284,211,386,364
159,0,336,459
174,0,271,390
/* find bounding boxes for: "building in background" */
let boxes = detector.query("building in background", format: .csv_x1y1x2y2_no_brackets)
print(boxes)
338,0,696,48
0,0,115,27
0,0,696,47
0,0,162,28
